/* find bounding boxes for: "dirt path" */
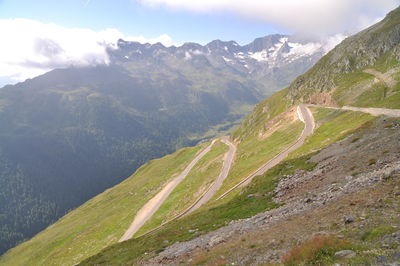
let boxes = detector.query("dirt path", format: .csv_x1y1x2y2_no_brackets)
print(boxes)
217,104,315,200
121,104,400,241
182,137,237,216
342,106,400,117
363,68,397,88
131,138,236,238
309,104,400,117
119,140,216,242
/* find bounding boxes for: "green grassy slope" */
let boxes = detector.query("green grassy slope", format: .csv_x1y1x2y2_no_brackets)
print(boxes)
215,120,303,199
0,144,205,266
289,108,376,158
332,66,400,109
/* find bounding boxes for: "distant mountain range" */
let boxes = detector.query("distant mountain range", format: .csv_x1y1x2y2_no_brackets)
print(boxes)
111,34,328,96
0,34,327,254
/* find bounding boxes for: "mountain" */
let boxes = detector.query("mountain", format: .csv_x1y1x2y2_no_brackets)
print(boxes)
112,34,327,96
2,7,400,266
0,34,325,255
287,7,400,108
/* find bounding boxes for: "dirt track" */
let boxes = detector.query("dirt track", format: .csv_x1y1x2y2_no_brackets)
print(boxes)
183,137,237,215
217,104,315,199
119,140,216,242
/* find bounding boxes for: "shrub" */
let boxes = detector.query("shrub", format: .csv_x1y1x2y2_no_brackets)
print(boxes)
282,235,349,265
361,225,397,241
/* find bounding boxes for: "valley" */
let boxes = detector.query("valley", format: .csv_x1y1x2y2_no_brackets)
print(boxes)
1,4,400,266
0,33,325,255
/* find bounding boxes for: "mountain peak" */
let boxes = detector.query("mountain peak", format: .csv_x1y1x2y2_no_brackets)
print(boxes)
245,34,288,53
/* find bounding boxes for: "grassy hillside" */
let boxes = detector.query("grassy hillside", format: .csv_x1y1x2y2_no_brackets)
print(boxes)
215,119,303,199
80,104,377,265
289,108,375,158
0,144,206,266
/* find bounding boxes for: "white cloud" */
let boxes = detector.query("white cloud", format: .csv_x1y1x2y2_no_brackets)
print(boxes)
0,18,173,84
139,0,399,37
124,34,174,46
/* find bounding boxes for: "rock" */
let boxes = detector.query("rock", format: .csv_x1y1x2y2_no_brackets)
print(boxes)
188,229,196,233
209,235,225,247
344,216,355,224
345,175,354,181
335,250,356,258
304,198,312,203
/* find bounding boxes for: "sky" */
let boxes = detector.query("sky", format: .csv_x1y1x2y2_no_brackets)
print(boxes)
0,0,399,85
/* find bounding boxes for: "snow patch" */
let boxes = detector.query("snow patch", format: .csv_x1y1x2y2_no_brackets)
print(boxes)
234,52,245,60
286,42,322,58
249,37,288,62
191,49,204,55
184,51,192,60
222,56,232,63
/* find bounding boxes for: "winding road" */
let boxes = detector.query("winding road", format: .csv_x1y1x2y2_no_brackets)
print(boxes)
216,103,400,200
182,136,237,216
119,140,217,242
364,68,397,88
217,104,315,200
308,104,400,117
120,101,400,240
341,106,400,117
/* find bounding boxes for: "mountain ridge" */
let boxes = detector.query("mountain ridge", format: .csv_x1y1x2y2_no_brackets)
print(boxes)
111,33,330,96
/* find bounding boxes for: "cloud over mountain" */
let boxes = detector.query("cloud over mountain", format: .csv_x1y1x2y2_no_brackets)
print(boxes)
0,18,173,84
139,0,399,37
